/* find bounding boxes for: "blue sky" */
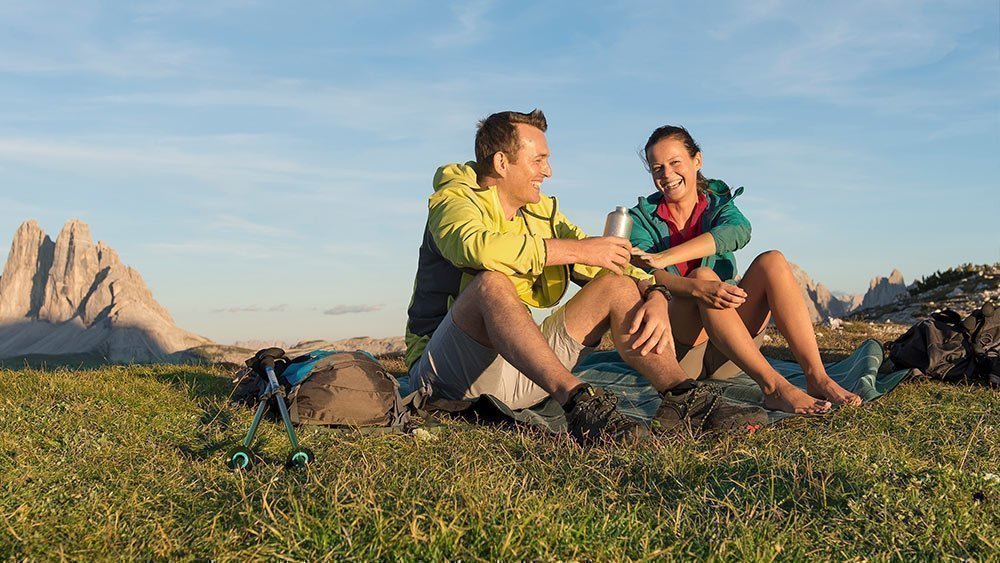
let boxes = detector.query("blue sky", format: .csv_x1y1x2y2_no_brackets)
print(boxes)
1,0,997,344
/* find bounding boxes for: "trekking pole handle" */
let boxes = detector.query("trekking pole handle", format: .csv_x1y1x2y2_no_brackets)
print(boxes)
264,365,284,397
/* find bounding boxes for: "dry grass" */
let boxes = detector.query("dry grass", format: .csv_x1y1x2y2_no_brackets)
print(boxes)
0,322,996,560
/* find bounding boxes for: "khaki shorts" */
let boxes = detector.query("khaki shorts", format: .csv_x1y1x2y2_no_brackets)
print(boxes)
675,329,767,381
409,305,592,410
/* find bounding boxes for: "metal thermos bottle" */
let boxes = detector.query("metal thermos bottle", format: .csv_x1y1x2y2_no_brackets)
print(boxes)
603,206,633,238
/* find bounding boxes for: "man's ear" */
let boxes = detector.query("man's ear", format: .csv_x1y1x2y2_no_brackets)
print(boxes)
493,152,508,178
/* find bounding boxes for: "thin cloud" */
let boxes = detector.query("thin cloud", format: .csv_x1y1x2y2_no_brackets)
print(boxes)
143,240,284,259
323,304,383,316
0,136,413,190
430,0,492,48
212,304,288,314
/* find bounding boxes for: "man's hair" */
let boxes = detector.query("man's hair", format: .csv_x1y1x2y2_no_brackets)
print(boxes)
475,109,548,177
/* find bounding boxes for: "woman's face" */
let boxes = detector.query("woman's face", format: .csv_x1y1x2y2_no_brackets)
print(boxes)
646,137,702,202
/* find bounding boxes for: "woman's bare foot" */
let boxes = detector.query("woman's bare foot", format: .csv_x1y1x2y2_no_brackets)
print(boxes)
762,380,831,414
807,376,862,406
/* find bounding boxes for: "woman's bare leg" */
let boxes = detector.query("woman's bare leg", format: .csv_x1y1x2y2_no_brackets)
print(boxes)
737,251,862,406
687,267,831,414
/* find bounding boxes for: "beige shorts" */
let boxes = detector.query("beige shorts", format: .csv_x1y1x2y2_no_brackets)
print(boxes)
409,305,592,410
675,328,767,381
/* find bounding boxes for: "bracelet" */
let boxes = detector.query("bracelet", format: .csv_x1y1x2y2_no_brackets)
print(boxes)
643,283,672,302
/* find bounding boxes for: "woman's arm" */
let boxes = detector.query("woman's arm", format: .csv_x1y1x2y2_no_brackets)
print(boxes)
631,232,716,270
651,269,701,297
652,266,747,309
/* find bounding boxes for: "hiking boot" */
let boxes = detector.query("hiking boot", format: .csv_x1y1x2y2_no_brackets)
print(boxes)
654,380,767,434
565,386,649,446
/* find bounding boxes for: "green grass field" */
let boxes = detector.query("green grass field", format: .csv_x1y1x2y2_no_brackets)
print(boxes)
1,324,997,561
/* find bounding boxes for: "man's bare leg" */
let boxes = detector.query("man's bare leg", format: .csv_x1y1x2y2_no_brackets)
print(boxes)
686,266,832,414
561,274,689,393
738,251,862,406
449,271,583,405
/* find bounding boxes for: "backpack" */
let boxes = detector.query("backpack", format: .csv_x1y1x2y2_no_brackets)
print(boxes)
236,348,428,433
887,302,1000,386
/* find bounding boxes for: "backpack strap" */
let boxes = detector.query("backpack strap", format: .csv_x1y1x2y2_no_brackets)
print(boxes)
930,309,965,332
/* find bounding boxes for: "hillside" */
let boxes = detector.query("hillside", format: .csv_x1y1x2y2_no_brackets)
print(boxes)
0,323,995,560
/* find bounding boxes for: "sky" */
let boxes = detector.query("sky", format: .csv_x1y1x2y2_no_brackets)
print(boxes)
0,0,998,344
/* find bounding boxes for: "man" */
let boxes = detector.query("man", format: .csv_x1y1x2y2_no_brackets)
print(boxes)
405,110,765,444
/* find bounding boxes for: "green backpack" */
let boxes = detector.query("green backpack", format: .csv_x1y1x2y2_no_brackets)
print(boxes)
237,348,428,433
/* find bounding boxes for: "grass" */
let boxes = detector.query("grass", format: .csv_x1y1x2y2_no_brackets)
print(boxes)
1,323,997,560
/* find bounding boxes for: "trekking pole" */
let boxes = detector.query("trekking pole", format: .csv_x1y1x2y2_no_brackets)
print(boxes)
264,364,300,450
227,348,315,470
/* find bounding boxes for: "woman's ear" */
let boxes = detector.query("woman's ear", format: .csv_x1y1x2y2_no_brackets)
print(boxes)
693,151,703,171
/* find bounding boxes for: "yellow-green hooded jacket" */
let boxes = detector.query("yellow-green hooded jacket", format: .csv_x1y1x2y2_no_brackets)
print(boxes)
404,162,652,369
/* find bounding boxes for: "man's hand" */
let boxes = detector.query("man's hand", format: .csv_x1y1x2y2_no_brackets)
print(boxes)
575,236,632,274
626,292,673,356
692,280,747,309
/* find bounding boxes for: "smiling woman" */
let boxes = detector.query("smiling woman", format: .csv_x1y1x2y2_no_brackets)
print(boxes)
627,125,862,414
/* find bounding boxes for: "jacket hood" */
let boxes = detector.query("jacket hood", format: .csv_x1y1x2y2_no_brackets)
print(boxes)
433,162,480,193
432,162,559,219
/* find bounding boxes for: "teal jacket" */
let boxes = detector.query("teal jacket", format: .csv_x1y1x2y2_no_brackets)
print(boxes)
628,179,750,283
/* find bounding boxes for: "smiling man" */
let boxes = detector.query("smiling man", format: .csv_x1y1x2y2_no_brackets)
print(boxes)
404,110,765,444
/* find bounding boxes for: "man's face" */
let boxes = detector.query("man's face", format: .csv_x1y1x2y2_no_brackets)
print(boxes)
500,123,552,208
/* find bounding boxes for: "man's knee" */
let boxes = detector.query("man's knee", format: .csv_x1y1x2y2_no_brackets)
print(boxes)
689,266,721,281
466,270,516,297
452,271,518,322
588,273,640,300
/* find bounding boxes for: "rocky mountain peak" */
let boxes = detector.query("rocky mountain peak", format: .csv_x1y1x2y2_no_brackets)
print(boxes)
0,219,211,362
0,220,55,320
38,218,102,323
788,262,856,322
861,270,908,311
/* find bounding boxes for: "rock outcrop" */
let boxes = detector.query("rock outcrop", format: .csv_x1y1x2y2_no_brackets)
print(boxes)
858,269,907,312
0,219,211,362
788,263,858,322
850,264,998,324
0,220,54,320
788,263,916,321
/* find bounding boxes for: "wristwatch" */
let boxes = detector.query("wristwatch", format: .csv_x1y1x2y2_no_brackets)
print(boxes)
643,283,672,302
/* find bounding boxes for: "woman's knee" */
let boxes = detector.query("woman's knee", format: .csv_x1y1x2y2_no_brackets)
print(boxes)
688,266,721,281
750,249,789,273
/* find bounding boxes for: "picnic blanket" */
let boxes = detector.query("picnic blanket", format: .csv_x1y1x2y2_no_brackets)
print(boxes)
398,338,910,432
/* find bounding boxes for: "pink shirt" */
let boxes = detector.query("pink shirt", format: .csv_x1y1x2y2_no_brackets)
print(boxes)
655,192,709,277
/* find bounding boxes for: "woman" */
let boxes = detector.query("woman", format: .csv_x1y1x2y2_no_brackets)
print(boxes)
629,125,861,413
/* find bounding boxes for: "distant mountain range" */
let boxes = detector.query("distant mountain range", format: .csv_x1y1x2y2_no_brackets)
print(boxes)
0,219,995,363
789,263,909,323
790,260,999,324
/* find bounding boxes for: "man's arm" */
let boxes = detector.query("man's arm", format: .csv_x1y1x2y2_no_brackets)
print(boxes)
544,237,632,274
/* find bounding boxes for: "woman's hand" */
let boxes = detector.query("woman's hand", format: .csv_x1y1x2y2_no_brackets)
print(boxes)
692,279,747,309
630,248,669,270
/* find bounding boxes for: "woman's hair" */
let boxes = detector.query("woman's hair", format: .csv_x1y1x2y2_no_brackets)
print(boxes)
640,125,709,193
